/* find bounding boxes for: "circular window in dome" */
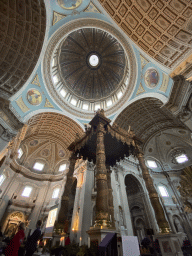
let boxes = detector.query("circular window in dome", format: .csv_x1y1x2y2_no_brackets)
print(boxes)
88,54,100,68
144,69,159,88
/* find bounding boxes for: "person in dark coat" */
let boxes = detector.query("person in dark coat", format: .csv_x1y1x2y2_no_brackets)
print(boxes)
25,220,42,256
5,222,25,256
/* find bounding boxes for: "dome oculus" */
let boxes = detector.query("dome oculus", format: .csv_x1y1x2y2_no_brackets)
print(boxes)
89,54,99,67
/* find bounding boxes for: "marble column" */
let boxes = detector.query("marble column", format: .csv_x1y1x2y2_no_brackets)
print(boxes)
107,168,115,228
56,152,77,232
117,169,133,236
136,146,170,233
95,121,109,227
70,168,84,242
78,164,94,245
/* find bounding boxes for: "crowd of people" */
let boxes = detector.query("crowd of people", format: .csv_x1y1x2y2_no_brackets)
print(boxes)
0,220,42,256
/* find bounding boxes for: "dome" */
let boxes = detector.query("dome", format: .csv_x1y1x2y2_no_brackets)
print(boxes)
44,19,136,119
57,28,126,101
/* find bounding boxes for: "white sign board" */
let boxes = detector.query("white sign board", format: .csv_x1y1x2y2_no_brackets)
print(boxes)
122,236,140,256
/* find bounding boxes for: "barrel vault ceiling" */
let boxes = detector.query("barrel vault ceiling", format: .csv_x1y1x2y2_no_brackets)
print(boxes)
99,0,192,69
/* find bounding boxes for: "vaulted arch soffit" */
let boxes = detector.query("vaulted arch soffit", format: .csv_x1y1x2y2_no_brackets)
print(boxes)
25,112,84,150
114,97,185,144
0,0,46,99
98,0,192,70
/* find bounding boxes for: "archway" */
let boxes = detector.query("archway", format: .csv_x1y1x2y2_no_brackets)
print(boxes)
125,174,151,243
3,211,25,238
114,97,185,143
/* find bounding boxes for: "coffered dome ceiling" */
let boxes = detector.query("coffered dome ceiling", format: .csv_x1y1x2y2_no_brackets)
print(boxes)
44,19,136,119
57,28,126,101
99,0,192,69
144,128,192,170
0,0,46,99
18,135,70,176
12,113,84,179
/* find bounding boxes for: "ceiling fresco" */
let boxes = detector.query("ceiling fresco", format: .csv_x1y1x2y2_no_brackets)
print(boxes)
0,0,46,99
98,0,192,69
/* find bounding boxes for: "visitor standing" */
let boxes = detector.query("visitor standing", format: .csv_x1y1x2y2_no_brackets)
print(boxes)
4,222,25,256
25,220,42,256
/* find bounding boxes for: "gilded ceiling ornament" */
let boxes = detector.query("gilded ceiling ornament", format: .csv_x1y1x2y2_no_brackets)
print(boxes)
140,55,149,69
178,166,192,212
84,2,101,13
27,89,42,106
52,11,66,26
29,140,38,147
136,83,145,95
44,98,54,108
16,97,30,113
57,0,82,10
144,69,159,88
31,75,41,87
159,73,169,93
59,150,65,158
41,149,50,157
98,0,192,68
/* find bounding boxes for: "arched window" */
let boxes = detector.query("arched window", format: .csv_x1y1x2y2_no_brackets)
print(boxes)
158,186,169,197
18,148,23,159
52,188,60,199
59,164,66,172
33,162,44,171
175,154,188,164
0,174,6,186
147,160,157,168
22,186,32,197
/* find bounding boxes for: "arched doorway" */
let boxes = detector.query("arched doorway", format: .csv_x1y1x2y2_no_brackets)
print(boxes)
125,174,151,243
3,211,25,238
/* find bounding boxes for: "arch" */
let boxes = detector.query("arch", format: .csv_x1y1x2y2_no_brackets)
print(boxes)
3,211,25,237
98,0,192,69
113,97,185,143
172,215,184,233
25,112,84,148
125,174,143,196
23,109,85,132
0,1,46,99
111,92,168,125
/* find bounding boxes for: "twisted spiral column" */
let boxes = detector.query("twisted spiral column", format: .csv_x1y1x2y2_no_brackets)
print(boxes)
136,145,170,233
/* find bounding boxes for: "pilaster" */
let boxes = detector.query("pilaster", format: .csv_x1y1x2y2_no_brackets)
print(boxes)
117,169,133,236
